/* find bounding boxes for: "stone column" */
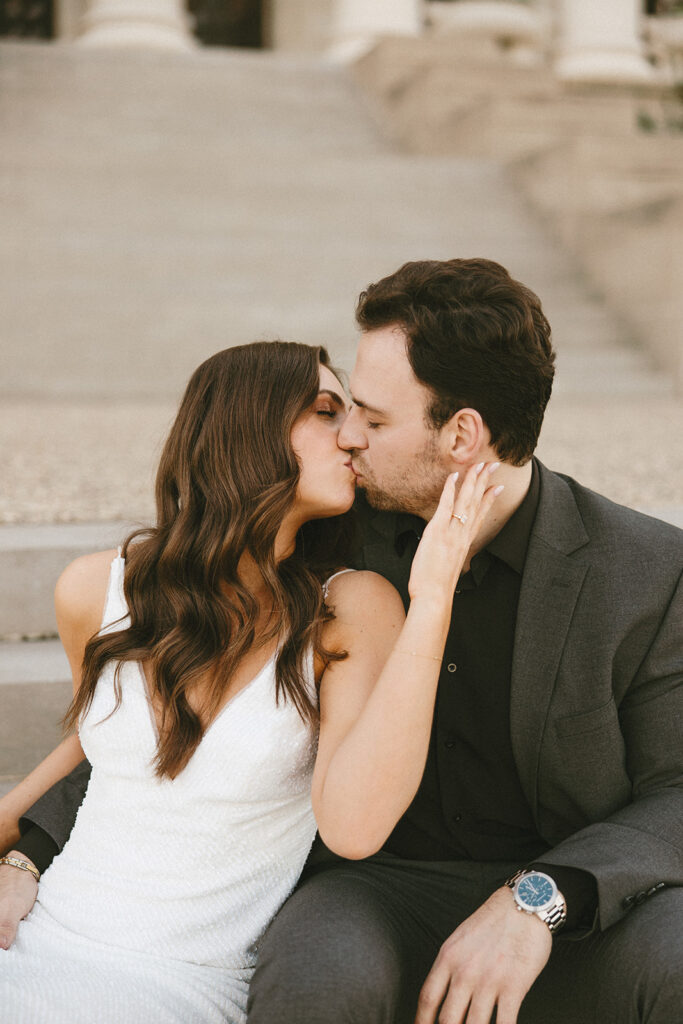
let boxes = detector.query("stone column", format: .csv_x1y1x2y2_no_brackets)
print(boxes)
78,0,195,49
555,0,654,84
330,0,423,61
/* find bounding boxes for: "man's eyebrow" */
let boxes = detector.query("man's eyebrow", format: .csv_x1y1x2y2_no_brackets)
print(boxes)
349,394,386,417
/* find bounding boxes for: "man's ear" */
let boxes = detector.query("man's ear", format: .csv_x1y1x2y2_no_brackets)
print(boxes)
444,408,487,465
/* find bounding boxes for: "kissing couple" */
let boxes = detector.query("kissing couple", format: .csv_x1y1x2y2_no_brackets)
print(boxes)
0,258,681,1024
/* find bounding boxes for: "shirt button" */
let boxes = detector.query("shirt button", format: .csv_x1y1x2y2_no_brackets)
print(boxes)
447,663,457,673
453,813,463,823
444,739,456,749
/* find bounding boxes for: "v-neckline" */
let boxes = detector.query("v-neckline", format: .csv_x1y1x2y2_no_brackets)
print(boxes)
135,652,277,745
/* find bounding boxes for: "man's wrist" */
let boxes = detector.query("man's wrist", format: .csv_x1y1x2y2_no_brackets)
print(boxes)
505,868,567,935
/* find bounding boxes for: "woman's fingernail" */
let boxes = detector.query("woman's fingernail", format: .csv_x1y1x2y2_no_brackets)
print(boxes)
475,462,485,474
452,471,459,482
488,462,500,474
493,484,505,496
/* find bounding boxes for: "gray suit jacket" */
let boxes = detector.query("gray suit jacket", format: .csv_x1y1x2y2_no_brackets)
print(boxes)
355,462,683,930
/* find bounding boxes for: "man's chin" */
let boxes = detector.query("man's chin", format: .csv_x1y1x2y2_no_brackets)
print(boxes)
357,480,403,513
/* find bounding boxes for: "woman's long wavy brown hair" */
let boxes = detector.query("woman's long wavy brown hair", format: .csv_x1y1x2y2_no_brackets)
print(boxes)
65,342,354,778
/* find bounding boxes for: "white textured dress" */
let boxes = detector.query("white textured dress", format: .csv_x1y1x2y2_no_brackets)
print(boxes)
0,555,320,1023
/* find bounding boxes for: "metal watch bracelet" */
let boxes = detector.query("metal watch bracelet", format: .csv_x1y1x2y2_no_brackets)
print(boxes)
505,868,567,934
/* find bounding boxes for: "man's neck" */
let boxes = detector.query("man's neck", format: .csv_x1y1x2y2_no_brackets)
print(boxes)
465,460,534,567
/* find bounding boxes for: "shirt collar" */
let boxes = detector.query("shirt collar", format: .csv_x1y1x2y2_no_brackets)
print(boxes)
485,457,540,574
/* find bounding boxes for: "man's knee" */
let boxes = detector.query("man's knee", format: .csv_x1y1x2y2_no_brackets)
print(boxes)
626,891,683,1024
247,870,407,1024
522,887,683,1024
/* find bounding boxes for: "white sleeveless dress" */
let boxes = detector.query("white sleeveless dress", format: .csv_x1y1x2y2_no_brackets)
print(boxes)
0,555,336,1023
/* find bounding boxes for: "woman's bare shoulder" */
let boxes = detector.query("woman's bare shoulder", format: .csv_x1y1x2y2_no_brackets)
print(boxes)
55,548,120,636
324,569,405,629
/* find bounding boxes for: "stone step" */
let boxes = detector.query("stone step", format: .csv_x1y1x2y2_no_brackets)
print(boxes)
0,640,72,779
0,40,668,403
0,523,134,638
0,42,386,158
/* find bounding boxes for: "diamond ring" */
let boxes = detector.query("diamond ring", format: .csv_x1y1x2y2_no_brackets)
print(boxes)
451,512,468,524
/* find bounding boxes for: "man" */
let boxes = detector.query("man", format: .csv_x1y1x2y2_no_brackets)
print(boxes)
3,259,682,1022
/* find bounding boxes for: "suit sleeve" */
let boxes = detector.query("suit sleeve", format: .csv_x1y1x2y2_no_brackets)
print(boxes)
18,760,92,856
537,570,683,931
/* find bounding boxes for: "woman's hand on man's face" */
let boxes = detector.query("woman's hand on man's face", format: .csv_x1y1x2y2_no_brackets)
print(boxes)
408,462,503,604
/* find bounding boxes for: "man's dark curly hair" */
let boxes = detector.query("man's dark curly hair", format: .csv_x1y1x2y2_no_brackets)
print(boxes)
355,258,556,466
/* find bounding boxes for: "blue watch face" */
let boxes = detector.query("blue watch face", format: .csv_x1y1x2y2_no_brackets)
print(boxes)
517,874,555,908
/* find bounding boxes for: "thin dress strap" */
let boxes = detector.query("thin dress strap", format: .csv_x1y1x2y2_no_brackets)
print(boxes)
322,568,356,599
99,550,129,634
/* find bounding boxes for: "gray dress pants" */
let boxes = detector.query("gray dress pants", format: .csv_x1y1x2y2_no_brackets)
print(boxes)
246,851,682,1024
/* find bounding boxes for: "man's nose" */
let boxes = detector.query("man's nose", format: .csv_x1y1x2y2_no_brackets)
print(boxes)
337,406,367,452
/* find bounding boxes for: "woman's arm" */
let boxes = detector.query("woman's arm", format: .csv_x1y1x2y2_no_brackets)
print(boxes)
312,464,501,858
0,736,86,950
0,738,85,855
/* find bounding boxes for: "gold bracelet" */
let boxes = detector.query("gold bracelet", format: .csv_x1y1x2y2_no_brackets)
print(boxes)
0,856,40,883
396,649,442,663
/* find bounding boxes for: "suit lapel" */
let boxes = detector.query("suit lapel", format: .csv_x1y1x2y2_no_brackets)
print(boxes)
510,465,590,816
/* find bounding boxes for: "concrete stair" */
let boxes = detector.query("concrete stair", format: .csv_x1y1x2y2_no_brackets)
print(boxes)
0,40,672,402
0,641,72,788
352,35,683,389
1,40,681,787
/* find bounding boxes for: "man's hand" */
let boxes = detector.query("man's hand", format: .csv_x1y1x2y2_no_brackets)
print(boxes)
0,852,39,950
415,886,552,1024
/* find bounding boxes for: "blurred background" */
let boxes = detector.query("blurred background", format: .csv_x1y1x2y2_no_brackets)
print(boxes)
1,0,682,791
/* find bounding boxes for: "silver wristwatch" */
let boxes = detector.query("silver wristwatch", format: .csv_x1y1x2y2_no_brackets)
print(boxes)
505,869,567,934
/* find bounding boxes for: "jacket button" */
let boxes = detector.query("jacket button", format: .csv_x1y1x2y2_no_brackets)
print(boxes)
447,663,457,673
444,739,456,749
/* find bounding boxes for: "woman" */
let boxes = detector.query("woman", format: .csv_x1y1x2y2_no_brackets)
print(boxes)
0,341,500,1023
